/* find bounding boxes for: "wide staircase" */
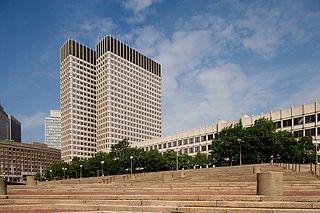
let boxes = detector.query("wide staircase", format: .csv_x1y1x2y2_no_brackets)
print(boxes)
1,163,320,212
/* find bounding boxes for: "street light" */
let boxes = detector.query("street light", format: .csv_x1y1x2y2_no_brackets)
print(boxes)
130,156,133,176
80,165,83,179
49,170,52,181
101,161,105,176
313,139,319,164
176,149,180,170
237,139,242,166
62,167,67,179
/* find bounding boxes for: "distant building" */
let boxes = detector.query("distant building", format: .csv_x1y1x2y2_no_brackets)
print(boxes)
0,103,21,142
0,140,61,181
136,101,320,157
8,115,21,142
0,104,9,141
45,110,61,149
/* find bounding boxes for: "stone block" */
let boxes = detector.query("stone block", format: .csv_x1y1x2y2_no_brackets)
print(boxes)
257,172,283,196
0,178,7,195
253,166,261,174
26,176,37,186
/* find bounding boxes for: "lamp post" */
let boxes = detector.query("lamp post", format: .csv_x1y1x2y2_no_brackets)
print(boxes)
80,165,83,179
130,156,133,176
237,139,242,166
50,170,52,181
101,161,105,176
62,167,67,179
313,139,319,165
176,149,180,171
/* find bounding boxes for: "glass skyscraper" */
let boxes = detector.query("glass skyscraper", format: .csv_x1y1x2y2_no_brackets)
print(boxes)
45,110,61,149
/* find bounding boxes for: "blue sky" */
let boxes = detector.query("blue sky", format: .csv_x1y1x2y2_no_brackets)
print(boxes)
0,0,319,143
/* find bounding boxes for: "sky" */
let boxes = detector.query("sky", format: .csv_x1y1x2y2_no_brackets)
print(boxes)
0,0,319,143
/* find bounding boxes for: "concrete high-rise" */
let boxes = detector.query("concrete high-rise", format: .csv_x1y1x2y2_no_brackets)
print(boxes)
45,110,61,149
60,36,161,161
60,40,97,162
96,36,162,152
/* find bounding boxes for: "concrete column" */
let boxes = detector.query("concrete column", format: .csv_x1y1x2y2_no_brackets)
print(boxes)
206,165,209,169
26,176,37,186
200,166,202,169
180,168,186,178
253,166,261,174
193,166,196,170
0,178,7,195
257,172,283,196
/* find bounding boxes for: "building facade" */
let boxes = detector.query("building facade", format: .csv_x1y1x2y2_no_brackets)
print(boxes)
45,110,61,149
8,115,21,142
96,36,162,152
60,40,97,162
0,103,21,142
135,101,320,156
0,104,9,141
60,36,162,161
0,140,61,180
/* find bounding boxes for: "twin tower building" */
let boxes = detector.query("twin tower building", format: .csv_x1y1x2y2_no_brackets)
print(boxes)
60,36,162,162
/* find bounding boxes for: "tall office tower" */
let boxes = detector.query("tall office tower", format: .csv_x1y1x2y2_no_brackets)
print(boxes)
96,36,162,152
0,103,9,141
60,36,162,160
45,110,61,149
0,103,21,142
8,115,21,142
60,40,97,162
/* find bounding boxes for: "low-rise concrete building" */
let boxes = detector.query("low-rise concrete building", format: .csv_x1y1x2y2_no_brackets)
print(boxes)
0,140,61,181
135,101,320,156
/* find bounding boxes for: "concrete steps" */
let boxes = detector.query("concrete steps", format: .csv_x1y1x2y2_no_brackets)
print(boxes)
1,164,320,212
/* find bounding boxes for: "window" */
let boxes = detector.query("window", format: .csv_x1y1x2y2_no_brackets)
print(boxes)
201,136,206,142
163,143,167,149
183,139,188,145
158,144,162,149
274,121,281,129
173,141,177,147
184,148,188,154
305,128,316,136
189,147,194,153
178,140,182,146
195,146,200,153
189,138,194,144
294,117,303,125
318,127,320,136
168,142,172,148
293,130,303,138
283,119,292,127
208,134,213,140
305,114,316,124
318,114,320,122
201,145,207,152
195,137,200,143
208,144,212,150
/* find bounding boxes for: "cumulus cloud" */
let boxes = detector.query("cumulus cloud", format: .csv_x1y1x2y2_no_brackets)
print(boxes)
17,112,47,130
235,1,320,58
122,0,161,23
63,17,116,46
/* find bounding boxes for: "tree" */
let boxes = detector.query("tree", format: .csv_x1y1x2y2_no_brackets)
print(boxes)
192,153,209,167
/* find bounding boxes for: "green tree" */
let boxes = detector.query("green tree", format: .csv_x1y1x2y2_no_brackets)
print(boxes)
191,153,209,167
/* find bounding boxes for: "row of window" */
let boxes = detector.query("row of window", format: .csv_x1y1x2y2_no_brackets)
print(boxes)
275,114,320,128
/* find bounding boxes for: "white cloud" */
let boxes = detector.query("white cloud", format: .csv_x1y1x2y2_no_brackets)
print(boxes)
122,0,161,23
235,1,320,59
17,112,47,130
62,17,116,46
